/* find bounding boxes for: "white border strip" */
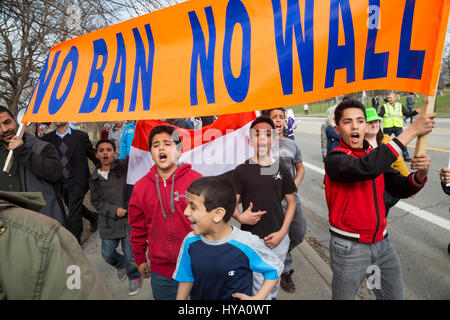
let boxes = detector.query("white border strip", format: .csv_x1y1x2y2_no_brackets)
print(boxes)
329,225,360,239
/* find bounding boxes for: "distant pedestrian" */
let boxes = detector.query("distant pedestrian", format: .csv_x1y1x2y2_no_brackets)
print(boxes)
35,122,51,138
200,116,215,126
371,95,379,112
405,93,416,124
378,92,421,162
119,121,136,159
303,104,309,115
167,118,191,129
108,121,123,154
285,109,298,140
101,123,111,139
325,107,340,154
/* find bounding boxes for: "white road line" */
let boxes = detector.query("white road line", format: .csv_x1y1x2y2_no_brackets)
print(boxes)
395,201,450,231
304,161,450,231
303,161,325,175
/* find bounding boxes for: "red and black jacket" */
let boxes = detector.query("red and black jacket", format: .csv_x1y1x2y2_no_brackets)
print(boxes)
324,138,427,243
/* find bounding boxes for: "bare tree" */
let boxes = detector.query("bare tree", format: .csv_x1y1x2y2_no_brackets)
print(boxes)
438,42,450,90
0,0,176,117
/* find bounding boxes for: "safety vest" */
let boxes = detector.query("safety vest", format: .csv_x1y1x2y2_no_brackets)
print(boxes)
382,102,403,128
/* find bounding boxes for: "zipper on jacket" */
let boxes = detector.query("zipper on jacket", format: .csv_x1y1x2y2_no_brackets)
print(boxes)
371,179,380,243
365,148,380,243
163,179,166,187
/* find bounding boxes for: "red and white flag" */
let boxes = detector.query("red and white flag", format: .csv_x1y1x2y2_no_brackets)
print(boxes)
127,112,257,185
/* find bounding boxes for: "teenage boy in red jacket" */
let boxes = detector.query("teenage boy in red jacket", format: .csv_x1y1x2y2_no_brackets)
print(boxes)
324,99,435,300
128,125,202,300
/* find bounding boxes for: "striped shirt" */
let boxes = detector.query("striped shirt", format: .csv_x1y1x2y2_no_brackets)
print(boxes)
173,226,283,300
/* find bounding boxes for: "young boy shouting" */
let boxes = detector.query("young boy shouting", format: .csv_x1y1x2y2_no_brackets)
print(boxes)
232,116,297,299
128,125,202,300
324,99,435,300
173,176,283,300
89,139,141,296
265,108,307,293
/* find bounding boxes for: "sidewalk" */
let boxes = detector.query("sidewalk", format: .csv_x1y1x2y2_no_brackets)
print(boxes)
82,222,333,300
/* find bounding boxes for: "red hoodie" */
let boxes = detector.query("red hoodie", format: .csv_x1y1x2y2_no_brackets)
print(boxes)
128,163,202,278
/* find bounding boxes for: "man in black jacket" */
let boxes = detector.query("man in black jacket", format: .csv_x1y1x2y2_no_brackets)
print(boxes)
42,122,99,243
0,106,66,226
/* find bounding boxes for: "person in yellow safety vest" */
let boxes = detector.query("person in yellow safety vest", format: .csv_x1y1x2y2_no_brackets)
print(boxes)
378,92,422,162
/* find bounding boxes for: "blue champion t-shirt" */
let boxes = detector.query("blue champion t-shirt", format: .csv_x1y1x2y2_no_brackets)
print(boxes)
172,226,283,300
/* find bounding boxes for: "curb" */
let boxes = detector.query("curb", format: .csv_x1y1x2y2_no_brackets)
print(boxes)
298,241,332,287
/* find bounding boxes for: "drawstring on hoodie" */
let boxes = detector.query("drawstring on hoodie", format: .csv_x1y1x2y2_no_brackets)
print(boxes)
155,173,176,221
170,174,176,215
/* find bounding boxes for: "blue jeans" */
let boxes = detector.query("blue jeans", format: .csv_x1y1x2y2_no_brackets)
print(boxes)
383,127,410,159
101,228,140,281
150,271,179,300
282,195,307,273
329,235,405,300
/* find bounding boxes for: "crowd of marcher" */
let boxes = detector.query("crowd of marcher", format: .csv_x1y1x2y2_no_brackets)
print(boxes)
0,92,448,300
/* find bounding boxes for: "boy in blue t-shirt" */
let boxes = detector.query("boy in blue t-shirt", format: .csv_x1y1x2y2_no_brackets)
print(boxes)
173,176,283,300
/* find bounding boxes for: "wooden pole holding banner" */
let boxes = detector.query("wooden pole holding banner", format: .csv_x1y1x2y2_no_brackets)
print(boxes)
2,123,25,173
414,94,436,155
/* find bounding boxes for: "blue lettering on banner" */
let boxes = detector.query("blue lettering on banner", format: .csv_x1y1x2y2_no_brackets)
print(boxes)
49,46,79,115
222,0,251,103
363,0,389,80
397,0,425,80
271,0,314,95
32,51,61,114
325,0,355,88
79,39,108,113
129,24,155,112
102,33,127,113
189,7,216,106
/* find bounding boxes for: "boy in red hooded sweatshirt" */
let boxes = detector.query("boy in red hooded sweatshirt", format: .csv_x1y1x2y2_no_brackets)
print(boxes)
128,125,202,300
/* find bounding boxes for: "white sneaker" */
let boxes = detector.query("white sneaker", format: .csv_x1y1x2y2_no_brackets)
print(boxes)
128,278,142,296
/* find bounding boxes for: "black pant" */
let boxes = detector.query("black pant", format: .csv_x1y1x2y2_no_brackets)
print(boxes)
62,177,98,243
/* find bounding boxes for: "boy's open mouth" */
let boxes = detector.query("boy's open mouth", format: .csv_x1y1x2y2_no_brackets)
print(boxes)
189,219,197,228
350,133,360,144
159,153,168,162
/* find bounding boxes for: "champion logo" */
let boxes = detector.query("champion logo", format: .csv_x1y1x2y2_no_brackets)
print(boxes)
228,271,236,276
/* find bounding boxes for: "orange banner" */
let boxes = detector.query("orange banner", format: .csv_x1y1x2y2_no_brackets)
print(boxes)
23,0,450,123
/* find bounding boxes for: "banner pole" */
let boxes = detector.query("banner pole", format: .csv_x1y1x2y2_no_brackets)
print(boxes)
2,123,25,173
414,94,436,155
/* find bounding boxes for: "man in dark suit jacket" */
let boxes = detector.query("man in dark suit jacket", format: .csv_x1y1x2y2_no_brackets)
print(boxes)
42,122,99,243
